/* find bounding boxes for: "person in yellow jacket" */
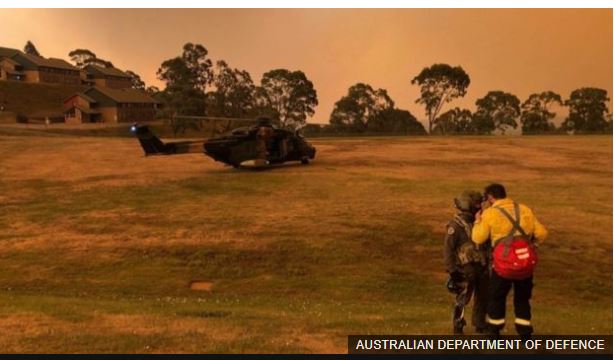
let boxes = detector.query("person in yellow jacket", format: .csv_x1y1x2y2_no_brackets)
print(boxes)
472,183,547,337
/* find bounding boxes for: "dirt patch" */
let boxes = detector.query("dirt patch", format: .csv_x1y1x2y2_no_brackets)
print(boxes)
295,332,346,353
189,281,214,291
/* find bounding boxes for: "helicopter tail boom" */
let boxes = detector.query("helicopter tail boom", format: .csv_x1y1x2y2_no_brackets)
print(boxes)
131,124,204,156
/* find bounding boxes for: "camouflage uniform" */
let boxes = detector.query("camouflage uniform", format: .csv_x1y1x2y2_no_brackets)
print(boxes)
444,203,490,334
255,125,274,165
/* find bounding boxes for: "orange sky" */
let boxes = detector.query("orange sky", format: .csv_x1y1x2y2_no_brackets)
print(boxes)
0,9,611,124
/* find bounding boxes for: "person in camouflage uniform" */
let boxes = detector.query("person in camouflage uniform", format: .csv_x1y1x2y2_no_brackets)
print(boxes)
444,190,490,334
255,117,274,166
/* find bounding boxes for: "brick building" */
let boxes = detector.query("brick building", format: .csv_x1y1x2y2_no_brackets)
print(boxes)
64,86,158,124
0,57,25,81
0,46,80,85
82,64,133,89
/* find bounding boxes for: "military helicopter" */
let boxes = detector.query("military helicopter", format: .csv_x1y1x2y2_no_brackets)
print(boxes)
131,116,316,168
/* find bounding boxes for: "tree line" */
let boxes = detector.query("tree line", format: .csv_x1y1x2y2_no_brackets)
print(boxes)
409,64,612,135
21,40,612,135
152,43,318,134
322,63,611,136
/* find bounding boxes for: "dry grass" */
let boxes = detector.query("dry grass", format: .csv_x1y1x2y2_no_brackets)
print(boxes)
0,132,611,353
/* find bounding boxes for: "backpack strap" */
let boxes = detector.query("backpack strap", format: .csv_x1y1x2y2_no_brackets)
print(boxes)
493,202,529,257
453,215,472,239
494,202,527,238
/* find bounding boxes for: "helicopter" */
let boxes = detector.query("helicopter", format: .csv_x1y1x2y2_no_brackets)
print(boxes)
131,116,316,168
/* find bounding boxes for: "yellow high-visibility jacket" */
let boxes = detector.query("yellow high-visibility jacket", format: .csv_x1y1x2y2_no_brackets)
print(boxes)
472,198,548,246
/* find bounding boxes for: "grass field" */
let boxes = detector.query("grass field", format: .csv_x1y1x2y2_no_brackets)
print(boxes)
0,131,611,353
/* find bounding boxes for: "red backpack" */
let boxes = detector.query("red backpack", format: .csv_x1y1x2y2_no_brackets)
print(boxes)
491,202,538,280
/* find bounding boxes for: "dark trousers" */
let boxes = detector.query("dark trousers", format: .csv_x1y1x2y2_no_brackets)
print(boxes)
487,271,534,336
454,264,489,330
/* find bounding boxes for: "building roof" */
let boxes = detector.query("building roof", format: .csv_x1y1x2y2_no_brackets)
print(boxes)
64,92,98,104
85,64,131,78
0,46,21,59
11,53,78,71
0,57,21,66
78,93,97,103
85,86,158,104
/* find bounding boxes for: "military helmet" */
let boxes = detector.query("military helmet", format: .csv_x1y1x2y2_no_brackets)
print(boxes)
454,190,482,213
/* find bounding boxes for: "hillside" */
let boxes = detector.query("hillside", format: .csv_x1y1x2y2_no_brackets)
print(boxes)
0,81,84,120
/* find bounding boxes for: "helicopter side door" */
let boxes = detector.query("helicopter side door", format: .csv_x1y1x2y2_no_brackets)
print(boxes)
267,130,292,162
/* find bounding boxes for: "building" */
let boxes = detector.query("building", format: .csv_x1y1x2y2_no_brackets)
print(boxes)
11,53,80,85
82,64,133,89
64,86,158,124
0,47,25,81
0,46,21,59
0,57,25,81
0,46,80,85
1,45,156,124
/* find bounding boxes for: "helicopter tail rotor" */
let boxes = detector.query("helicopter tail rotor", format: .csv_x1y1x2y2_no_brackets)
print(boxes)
131,124,168,155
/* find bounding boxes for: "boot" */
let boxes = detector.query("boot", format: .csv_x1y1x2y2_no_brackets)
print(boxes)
453,318,466,335
515,324,534,340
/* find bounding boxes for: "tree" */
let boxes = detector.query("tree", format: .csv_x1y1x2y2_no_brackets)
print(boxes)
68,49,97,68
520,91,562,134
158,85,206,118
330,83,394,132
375,108,426,134
68,48,116,68
205,60,256,118
158,43,213,93
473,91,521,134
432,108,474,135
157,43,214,117
257,69,318,129
329,83,425,134
251,86,281,123
411,64,470,134
562,88,610,134
164,116,203,137
84,57,114,68
23,41,40,56
146,86,160,96
125,70,146,90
